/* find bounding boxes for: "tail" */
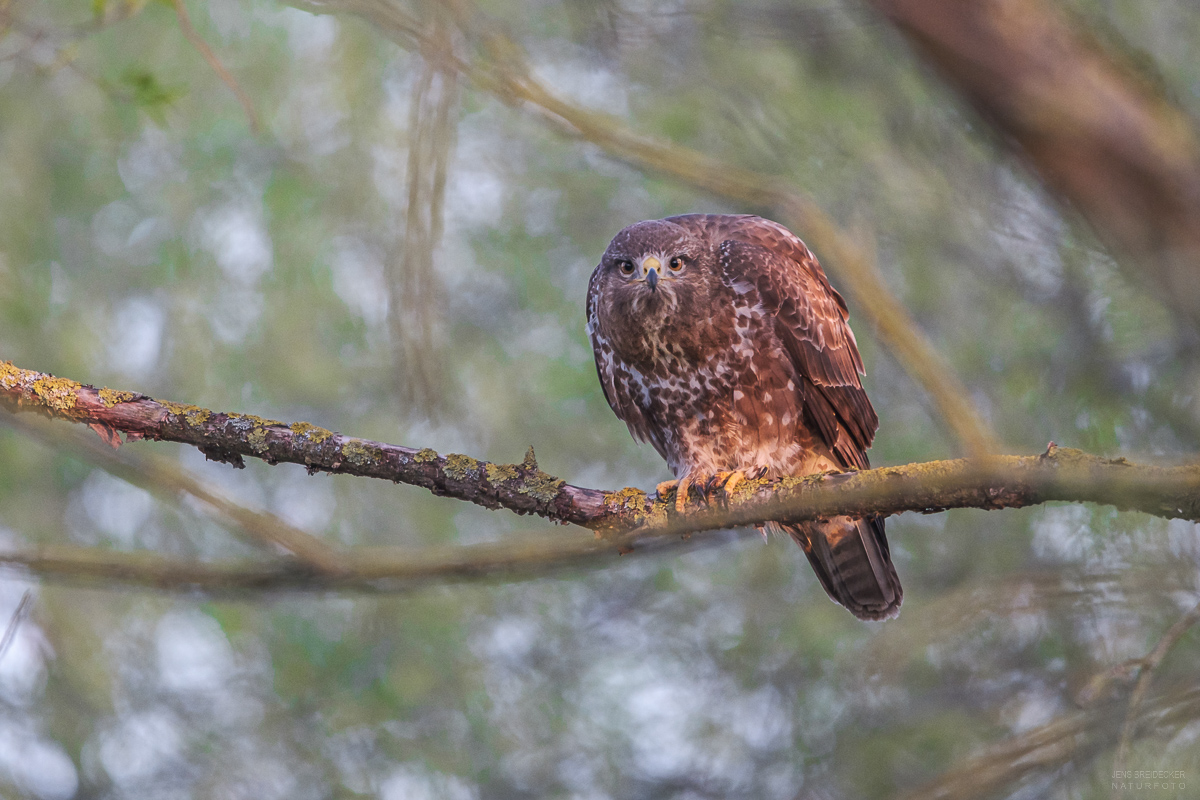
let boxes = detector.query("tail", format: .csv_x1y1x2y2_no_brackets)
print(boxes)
778,516,902,620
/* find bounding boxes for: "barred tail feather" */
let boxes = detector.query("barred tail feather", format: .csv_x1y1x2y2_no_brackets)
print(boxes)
781,516,902,620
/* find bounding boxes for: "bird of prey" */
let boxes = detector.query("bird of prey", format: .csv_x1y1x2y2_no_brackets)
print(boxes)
586,214,901,620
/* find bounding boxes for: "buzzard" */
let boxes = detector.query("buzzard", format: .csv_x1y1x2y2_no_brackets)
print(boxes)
586,214,901,620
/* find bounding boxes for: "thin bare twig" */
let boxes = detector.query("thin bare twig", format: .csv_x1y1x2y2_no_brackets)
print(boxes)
1110,598,1200,796
170,0,261,133
0,590,32,663
868,567,1200,687
898,683,1200,800
390,8,458,415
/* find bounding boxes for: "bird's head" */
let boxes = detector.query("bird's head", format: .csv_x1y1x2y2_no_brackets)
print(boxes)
593,219,714,334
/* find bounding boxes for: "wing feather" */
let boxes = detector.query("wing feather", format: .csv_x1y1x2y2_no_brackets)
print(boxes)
669,214,878,470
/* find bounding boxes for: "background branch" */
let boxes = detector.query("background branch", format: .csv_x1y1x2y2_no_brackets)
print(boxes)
1111,598,1200,793
0,528,716,593
388,1,458,415
2,414,350,574
870,0,1200,335
0,589,32,663
170,0,260,133
899,683,1200,800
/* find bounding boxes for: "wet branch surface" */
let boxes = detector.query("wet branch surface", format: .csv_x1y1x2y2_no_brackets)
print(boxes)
5,358,1200,594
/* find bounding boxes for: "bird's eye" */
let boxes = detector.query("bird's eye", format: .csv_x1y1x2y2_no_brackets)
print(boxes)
618,260,635,275
668,257,684,271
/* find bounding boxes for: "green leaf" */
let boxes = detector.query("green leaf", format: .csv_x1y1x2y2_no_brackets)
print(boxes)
117,68,186,122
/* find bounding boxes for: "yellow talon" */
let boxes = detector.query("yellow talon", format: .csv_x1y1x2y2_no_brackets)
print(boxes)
659,469,760,513
674,475,694,513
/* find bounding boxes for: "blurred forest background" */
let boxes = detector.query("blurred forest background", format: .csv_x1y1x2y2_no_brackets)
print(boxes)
3,0,1200,798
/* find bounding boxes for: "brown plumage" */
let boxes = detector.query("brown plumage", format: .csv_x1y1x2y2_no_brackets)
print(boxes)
586,214,902,620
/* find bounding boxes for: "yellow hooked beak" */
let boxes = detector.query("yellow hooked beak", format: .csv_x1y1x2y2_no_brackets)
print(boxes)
641,256,661,290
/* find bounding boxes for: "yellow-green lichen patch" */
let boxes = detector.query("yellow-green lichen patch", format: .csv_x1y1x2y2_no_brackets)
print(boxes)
609,490,668,529
0,361,34,390
160,401,212,427
727,476,769,501
604,486,647,509
414,448,439,464
641,503,670,528
160,401,195,415
342,439,383,467
98,388,136,407
289,421,333,443
248,428,270,454
444,453,480,480
32,376,81,412
519,470,564,502
1046,446,1089,466
485,462,519,483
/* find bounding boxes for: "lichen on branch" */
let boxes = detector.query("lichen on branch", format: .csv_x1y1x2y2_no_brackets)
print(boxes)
0,361,598,525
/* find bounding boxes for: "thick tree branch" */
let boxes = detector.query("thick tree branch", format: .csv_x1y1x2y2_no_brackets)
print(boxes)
6,360,1200,555
0,361,607,525
4,359,1200,592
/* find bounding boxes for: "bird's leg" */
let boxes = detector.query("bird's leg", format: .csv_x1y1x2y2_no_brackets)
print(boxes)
654,475,699,513
655,478,691,513
711,470,745,498
657,474,700,513
673,475,695,513
655,476,698,513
